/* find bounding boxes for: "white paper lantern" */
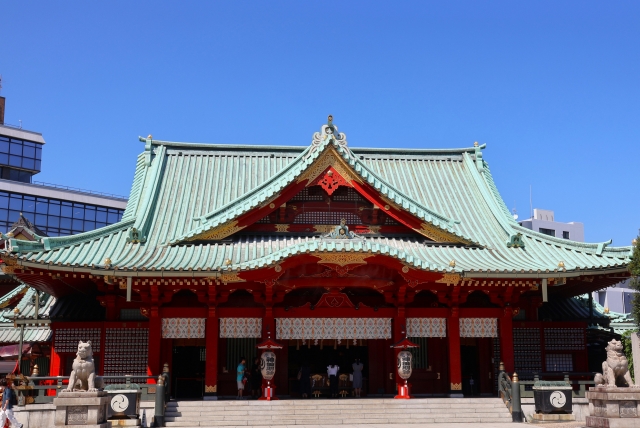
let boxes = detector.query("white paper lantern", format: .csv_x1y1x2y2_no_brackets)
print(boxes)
260,351,276,381
397,350,413,380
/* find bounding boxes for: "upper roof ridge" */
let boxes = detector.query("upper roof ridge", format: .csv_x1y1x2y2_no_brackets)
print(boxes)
170,118,477,245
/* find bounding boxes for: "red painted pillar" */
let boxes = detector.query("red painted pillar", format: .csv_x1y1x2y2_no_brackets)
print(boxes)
103,295,118,321
447,308,462,396
500,307,515,374
147,305,162,380
48,330,62,396
205,307,219,398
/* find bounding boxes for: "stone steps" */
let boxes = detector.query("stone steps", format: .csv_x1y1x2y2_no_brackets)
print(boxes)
163,398,512,427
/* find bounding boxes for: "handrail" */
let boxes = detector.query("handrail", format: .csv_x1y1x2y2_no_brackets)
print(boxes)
32,180,128,200
498,369,512,406
497,363,522,423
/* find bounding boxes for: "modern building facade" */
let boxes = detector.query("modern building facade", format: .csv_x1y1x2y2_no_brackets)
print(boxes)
0,119,632,399
519,209,585,242
0,97,126,236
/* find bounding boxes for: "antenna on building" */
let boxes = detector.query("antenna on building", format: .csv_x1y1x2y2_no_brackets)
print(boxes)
512,205,518,220
529,185,533,219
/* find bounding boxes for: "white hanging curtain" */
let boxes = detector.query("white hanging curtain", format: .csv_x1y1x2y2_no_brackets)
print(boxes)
275,318,391,340
219,318,263,338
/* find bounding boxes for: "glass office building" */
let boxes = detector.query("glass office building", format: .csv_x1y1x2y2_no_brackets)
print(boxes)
0,133,42,182
0,121,127,237
0,191,124,237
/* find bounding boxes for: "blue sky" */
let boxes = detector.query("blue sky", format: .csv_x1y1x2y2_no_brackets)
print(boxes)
1,1,638,246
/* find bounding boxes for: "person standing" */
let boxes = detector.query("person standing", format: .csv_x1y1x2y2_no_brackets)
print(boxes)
250,357,262,399
352,358,364,398
237,357,247,399
0,378,22,428
298,361,311,398
327,363,339,398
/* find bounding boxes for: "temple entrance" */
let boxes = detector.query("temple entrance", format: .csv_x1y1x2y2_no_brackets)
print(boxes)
460,338,494,396
288,342,369,397
172,340,206,400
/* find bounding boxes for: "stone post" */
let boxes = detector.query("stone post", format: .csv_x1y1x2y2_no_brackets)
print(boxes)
631,332,640,382
511,372,522,423
154,374,165,427
53,391,109,428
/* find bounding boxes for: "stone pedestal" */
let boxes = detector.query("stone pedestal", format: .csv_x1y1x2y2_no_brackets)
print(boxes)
586,386,640,428
53,391,109,428
532,413,576,423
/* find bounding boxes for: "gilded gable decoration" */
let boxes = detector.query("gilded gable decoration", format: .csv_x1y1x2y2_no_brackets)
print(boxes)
314,252,370,267
323,219,363,240
305,115,349,160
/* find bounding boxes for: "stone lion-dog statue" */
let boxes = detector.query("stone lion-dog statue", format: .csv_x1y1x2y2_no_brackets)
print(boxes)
64,341,104,392
594,339,637,388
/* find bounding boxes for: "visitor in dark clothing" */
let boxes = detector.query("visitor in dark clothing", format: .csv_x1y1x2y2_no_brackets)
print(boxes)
250,357,262,398
299,361,311,398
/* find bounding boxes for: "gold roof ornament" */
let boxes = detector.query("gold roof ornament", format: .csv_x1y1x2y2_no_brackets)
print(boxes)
474,141,479,147
104,257,112,267
5,232,13,239
147,134,153,140
604,307,610,314
449,260,456,268
558,261,565,268
633,239,638,246
224,259,232,266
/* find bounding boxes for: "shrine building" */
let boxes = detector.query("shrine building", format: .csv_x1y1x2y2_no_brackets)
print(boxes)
0,118,632,398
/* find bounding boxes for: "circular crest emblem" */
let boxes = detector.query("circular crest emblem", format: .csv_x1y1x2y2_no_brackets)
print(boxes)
550,391,566,408
110,394,129,412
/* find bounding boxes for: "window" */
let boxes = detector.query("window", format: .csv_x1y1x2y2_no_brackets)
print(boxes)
0,135,42,174
0,191,124,237
408,337,429,369
539,228,555,237
226,338,257,371
562,231,570,239
545,354,573,372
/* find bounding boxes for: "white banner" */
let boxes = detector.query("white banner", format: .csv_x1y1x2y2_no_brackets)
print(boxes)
276,318,391,340
219,318,262,338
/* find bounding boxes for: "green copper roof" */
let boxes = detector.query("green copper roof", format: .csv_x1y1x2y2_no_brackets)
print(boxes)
171,126,472,245
1,122,631,276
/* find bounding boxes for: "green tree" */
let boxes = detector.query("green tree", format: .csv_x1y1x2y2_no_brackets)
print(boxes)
622,330,635,382
630,234,640,327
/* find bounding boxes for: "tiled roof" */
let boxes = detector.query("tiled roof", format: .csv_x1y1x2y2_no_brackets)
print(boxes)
0,286,54,344
1,123,631,277
0,325,50,343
